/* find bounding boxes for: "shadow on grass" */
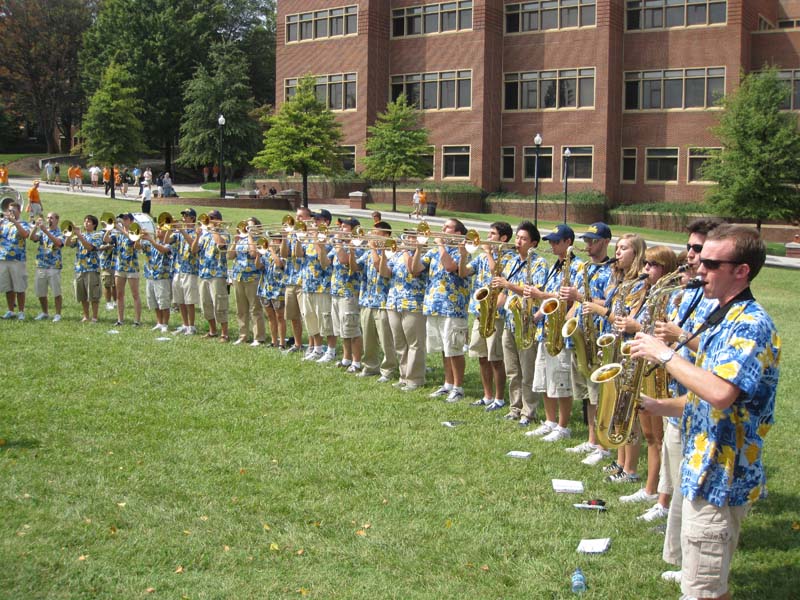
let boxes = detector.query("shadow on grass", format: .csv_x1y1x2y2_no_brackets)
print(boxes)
739,491,799,552
733,562,800,598
0,438,41,451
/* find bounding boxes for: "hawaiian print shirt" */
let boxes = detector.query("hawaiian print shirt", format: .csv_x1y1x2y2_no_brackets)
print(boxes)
230,238,259,282
173,232,199,275
300,242,332,294
357,249,390,310
500,250,548,333
257,253,285,300
197,230,229,279
537,254,585,345
421,246,470,318
467,249,515,317
35,228,63,269
329,247,362,298
386,250,427,313
680,298,780,507
0,219,31,261
74,231,103,273
140,239,172,280
110,230,139,273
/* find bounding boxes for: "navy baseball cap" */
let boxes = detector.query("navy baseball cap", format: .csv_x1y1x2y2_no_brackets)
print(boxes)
180,207,197,217
117,212,134,220
314,208,332,222
542,224,575,242
580,222,612,240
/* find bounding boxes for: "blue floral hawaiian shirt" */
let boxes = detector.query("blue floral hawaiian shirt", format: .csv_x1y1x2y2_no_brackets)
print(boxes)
421,247,469,318
35,228,63,269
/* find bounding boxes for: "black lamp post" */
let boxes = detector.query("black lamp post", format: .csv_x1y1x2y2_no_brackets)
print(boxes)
218,114,226,200
563,147,571,224
533,133,542,227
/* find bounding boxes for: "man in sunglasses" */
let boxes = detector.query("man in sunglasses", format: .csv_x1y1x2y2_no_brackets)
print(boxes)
630,224,781,600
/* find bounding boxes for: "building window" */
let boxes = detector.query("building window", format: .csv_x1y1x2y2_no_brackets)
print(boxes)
340,146,356,173
626,1,726,31
285,74,357,110
688,147,718,182
625,67,724,110
421,146,435,178
523,146,554,180
392,1,472,37
777,19,799,29
622,148,637,183
646,148,679,182
504,68,595,110
776,70,800,110
287,6,358,43
443,146,470,178
392,70,472,110
506,1,596,33
502,147,515,180
562,146,592,180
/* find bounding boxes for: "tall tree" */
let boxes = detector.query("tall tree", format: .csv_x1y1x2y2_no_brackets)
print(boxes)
361,95,431,213
0,0,91,152
252,77,343,208
703,68,800,230
177,43,261,173
78,61,146,167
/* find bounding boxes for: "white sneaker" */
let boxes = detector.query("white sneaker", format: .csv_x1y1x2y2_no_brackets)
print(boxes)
661,570,682,584
620,488,659,504
317,352,335,363
105,302,115,311
581,448,611,466
16,312,25,320
52,314,62,322
302,350,322,361
525,421,557,437
151,324,163,331
184,326,197,336
638,503,670,522
34,312,49,321
159,324,169,333
250,340,262,347
1,310,15,319
565,441,596,454
172,325,187,335
542,426,571,442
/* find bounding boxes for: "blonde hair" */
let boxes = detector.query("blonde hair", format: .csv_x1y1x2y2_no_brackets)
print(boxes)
614,233,646,282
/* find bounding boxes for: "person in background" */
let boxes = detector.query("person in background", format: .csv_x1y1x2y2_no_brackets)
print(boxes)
25,180,43,218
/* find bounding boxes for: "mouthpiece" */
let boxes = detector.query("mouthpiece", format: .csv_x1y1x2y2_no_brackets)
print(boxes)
685,277,707,289
637,273,649,281
606,257,619,265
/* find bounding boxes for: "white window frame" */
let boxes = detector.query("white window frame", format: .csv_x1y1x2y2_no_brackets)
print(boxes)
561,145,594,182
621,147,637,184
687,147,719,184
442,145,471,179
501,146,516,181
522,146,555,182
645,147,680,184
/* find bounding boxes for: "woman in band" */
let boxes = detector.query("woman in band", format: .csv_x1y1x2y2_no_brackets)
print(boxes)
228,217,266,346
257,233,287,349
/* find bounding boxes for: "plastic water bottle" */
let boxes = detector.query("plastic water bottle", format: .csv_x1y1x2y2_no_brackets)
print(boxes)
571,567,587,593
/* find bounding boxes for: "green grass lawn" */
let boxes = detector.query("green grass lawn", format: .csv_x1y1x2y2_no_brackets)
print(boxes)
1,194,798,599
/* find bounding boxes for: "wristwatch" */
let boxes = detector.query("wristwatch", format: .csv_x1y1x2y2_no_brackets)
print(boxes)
658,348,676,367
677,331,689,345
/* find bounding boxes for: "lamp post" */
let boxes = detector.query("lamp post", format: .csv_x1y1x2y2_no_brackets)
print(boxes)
563,147,570,224
218,114,226,200
533,133,542,227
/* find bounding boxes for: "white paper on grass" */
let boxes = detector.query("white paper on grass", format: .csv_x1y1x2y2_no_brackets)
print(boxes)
577,538,611,554
155,337,172,342
552,479,584,493
506,450,532,459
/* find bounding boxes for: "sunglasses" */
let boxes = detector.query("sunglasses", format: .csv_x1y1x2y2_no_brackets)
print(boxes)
686,243,703,253
644,260,662,268
699,258,741,270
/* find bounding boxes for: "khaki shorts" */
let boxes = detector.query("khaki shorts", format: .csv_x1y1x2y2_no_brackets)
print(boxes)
115,271,140,279
680,496,749,599
29,203,43,217
35,268,62,297
200,277,229,323
300,291,333,337
468,317,504,361
0,260,28,293
284,285,302,321
75,271,102,303
426,315,468,358
570,355,600,405
532,345,573,398
173,272,199,305
332,295,361,338
146,278,172,310
658,420,682,496
261,297,285,311
101,270,115,289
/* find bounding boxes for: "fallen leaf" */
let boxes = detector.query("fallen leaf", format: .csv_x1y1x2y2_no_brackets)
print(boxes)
223,545,231,552
175,565,184,574
382,498,388,505
116,502,126,508
84,518,92,524
297,588,309,596
239,468,247,475
270,542,280,551
480,565,489,572
183,530,191,536
78,555,87,561
444,519,453,528
296,548,305,556
362,523,372,529
792,521,800,531
109,526,117,535
22,493,31,499
0,439,6,446
271,459,278,464
200,515,209,521
355,529,366,537
145,587,156,594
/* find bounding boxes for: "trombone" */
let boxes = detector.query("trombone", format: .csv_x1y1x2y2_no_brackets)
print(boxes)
247,215,296,237
198,213,231,232
61,219,77,243
100,212,117,231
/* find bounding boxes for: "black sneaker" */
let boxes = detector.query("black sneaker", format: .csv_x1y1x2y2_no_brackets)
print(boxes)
114,320,123,326
602,461,624,475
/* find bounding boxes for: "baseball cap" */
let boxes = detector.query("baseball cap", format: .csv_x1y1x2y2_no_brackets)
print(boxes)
117,212,134,220
180,207,197,217
313,208,332,222
580,222,612,240
542,224,575,242
207,209,222,220
343,217,360,228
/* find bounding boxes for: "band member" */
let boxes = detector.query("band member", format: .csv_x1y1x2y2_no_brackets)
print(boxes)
257,233,287,348
0,201,31,319
528,224,585,440
228,217,266,346
67,215,104,322
30,212,65,322
191,209,230,341
459,221,513,408
172,208,201,335
353,221,397,380
564,223,614,464
297,209,334,362
138,227,174,333
280,206,310,354
329,218,363,371
630,225,779,600
103,213,142,326
494,221,548,420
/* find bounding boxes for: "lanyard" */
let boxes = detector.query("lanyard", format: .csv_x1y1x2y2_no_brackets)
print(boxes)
672,287,755,354
677,286,704,329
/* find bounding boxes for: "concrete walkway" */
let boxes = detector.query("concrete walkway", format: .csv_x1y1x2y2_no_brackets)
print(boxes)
8,176,799,270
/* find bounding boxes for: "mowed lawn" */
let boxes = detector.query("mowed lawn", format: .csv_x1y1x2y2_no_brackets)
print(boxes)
1,194,798,599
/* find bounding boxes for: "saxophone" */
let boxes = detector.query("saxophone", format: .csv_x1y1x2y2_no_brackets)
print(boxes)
591,267,692,449
474,249,505,338
563,261,600,379
595,273,648,366
543,246,573,356
506,248,535,349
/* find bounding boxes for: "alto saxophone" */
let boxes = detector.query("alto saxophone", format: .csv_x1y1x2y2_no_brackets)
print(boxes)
543,246,573,356
506,248,535,349
474,249,506,338
563,261,600,379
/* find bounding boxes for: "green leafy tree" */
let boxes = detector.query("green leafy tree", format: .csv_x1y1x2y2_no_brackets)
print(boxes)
252,76,343,207
703,68,800,229
362,94,431,212
78,61,146,168
177,43,261,173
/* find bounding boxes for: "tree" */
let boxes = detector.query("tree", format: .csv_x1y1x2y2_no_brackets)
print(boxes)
703,68,800,230
177,43,261,173
0,0,91,152
78,61,146,168
361,95,431,213
252,76,343,208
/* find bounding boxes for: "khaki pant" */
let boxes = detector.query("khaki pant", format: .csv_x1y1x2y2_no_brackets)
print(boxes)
234,279,265,341
387,310,426,386
360,307,397,377
200,277,229,324
502,329,538,419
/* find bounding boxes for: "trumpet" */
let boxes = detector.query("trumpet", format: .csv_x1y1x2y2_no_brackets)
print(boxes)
128,222,142,242
100,212,117,231
61,219,77,243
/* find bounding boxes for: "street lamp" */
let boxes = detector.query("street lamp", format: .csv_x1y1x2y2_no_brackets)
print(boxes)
218,114,226,200
533,133,542,227
563,147,571,224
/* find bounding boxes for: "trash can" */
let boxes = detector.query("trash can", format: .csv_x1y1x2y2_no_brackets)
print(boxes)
426,201,437,217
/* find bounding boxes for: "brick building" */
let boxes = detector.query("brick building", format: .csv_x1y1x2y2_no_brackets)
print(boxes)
276,0,800,205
